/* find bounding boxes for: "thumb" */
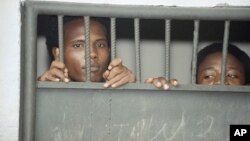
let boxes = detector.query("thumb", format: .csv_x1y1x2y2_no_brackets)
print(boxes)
54,48,60,61
145,77,153,83
108,58,122,70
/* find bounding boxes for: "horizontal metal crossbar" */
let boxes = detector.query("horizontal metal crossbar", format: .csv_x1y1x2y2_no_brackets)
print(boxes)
37,82,250,93
27,1,250,20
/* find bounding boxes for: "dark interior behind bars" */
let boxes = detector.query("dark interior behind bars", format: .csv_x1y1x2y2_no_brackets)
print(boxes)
38,15,250,41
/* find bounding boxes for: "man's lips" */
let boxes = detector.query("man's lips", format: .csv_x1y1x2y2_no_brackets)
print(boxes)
82,65,100,72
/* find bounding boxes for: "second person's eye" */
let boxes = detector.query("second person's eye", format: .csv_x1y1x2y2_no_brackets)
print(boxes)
227,74,238,79
204,75,215,80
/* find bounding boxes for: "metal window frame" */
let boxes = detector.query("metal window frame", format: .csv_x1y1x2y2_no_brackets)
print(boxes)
22,1,250,141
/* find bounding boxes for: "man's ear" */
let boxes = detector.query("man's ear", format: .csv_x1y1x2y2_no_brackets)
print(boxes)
52,47,60,61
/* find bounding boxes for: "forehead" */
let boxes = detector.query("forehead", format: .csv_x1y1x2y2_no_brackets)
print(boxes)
201,52,244,67
64,18,107,36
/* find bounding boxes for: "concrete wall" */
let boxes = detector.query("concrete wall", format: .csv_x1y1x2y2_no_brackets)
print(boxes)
0,0,20,141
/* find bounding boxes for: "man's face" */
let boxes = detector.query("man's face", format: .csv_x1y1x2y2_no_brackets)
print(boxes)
63,19,110,82
197,52,246,85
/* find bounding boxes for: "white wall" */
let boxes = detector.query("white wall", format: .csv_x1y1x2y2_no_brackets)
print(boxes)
23,0,250,7
0,0,20,141
1,0,250,141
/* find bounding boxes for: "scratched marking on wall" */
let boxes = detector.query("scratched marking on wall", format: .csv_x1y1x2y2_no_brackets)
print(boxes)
110,113,214,141
49,113,214,141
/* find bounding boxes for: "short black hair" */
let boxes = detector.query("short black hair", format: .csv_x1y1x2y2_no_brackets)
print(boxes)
45,16,110,62
197,42,250,84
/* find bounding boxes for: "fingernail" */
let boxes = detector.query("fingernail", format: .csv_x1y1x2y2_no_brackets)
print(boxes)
171,79,178,86
111,84,116,88
163,84,169,90
55,78,60,82
148,77,153,82
108,66,112,70
156,82,161,87
104,83,109,88
64,78,69,82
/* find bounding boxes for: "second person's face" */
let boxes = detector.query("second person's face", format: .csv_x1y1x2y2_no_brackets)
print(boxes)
197,52,246,85
63,19,110,82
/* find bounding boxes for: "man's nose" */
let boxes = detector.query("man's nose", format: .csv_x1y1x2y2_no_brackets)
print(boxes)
214,80,221,85
213,76,221,85
90,45,97,59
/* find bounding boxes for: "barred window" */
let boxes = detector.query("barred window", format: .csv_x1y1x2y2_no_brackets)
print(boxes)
22,1,250,141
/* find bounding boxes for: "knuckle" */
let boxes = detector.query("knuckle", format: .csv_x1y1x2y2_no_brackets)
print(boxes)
51,61,57,67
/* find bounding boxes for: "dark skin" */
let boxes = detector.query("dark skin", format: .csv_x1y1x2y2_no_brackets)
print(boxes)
38,19,135,87
197,52,245,85
146,52,246,89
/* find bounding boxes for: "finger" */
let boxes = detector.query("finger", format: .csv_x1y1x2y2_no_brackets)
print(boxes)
170,79,178,87
108,58,122,70
54,48,60,61
50,69,70,82
38,72,60,82
63,78,70,82
64,68,68,77
158,77,170,90
145,77,154,83
110,75,130,88
106,66,125,81
104,71,128,88
152,78,162,88
46,75,61,82
50,60,66,70
102,70,110,80
151,77,170,90
50,68,66,81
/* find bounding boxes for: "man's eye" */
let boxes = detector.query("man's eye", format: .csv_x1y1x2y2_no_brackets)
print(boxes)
73,43,84,48
227,74,238,79
204,75,214,80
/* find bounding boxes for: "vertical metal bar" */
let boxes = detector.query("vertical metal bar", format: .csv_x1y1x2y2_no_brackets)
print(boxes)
110,18,116,60
134,18,141,82
221,20,230,85
109,18,116,141
84,16,91,82
191,20,200,84
58,15,64,62
109,18,117,141
23,6,37,141
165,20,171,79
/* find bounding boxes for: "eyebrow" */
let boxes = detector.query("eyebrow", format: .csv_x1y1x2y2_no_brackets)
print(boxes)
71,39,107,44
71,40,85,43
199,66,215,72
227,66,244,73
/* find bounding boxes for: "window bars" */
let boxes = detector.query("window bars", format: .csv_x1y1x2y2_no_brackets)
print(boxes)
25,1,250,91
23,2,250,141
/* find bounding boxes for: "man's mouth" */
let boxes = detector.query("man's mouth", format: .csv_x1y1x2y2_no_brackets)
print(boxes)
82,65,100,72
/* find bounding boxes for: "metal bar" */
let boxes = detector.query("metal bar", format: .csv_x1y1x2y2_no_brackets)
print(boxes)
27,2,250,20
84,16,91,82
110,18,116,60
23,6,37,141
165,20,171,79
191,20,200,84
58,15,64,62
37,81,250,93
109,18,116,141
134,18,141,82
221,21,230,85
